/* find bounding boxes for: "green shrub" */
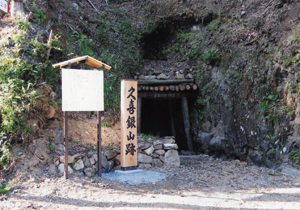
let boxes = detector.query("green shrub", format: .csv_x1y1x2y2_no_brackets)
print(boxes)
202,47,222,64
290,150,300,165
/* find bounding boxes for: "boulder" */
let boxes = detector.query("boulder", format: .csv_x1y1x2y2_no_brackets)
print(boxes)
145,75,157,80
195,132,214,152
138,143,152,150
139,163,152,168
55,144,64,155
152,158,164,167
43,105,56,119
114,155,121,166
153,141,163,150
84,157,92,167
176,72,185,79
84,167,96,177
152,153,159,158
164,143,178,150
138,153,152,164
108,160,114,172
73,159,84,170
59,155,75,164
105,150,117,160
164,150,180,166
157,73,168,80
144,145,154,156
93,154,98,162
185,73,193,79
58,163,74,174
48,165,57,174
161,137,175,144
155,149,165,156
209,136,227,151
90,157,96,165
101,155,109,171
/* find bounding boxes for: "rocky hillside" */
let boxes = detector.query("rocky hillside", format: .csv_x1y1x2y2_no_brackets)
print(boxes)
1,0,300,171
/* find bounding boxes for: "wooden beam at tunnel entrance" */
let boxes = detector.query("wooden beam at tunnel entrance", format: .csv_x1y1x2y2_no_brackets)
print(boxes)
181,97,193,151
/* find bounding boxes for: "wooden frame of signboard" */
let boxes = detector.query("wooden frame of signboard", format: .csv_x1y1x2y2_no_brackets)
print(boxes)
53,55,111,179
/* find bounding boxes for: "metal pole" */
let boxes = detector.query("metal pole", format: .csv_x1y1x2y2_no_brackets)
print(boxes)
97,111,102,176
63,111,69,179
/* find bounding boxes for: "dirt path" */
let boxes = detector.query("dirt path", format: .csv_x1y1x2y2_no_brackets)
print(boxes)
1,155,300,210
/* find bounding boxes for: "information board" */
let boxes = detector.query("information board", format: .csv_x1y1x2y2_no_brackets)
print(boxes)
120,80,138,169
62,69,104,111
0,0,9,13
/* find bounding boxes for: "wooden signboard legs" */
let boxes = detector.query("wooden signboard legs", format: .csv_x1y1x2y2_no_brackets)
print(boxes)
120,80,138,170
63,111,102,179
63,111,69,179
97,111,102,176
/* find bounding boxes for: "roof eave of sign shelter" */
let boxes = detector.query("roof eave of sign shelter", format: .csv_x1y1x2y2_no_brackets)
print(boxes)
52,55,112,70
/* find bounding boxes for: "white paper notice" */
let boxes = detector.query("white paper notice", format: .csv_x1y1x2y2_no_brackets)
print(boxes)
0,0,8,13
62,69,104,111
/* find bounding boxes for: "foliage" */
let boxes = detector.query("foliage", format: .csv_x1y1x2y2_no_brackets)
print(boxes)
0,139,10,167
202,47,222,64
67,31,95,56
290,150,300,165
102,122,112,127
97,18,143,110
0,183,12,194
207,20,221,31
188,39,204,60
260,93,280,126
105,145,116,150
46,143,55,152
96,14,111,46
143,134,159,141
35,9,47,25
0,19,62,168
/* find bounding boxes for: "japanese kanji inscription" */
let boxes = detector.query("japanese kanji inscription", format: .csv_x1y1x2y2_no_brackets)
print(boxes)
120,80,138,169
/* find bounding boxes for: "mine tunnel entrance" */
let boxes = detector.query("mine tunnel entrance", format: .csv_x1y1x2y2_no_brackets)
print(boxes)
140,98,189,151
138,81,198,152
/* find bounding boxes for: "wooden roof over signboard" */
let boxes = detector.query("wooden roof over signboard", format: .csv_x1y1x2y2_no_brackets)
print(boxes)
52,55,111,70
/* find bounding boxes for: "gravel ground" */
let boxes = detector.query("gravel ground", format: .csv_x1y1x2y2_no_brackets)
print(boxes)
1,155,300,210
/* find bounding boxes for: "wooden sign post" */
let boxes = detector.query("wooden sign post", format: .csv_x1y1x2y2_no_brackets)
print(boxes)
53,56,111,179
120,80,138,170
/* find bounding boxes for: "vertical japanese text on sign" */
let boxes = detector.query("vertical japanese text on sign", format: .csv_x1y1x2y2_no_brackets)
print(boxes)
120,80,138,169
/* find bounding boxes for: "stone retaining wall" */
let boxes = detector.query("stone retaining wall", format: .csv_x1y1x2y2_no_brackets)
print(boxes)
52,136,180,177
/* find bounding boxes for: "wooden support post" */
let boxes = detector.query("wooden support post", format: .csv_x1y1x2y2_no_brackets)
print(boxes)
137,97,142,134
181,97,193,151
97,111,102,176
168,100,176,139
63,111,68,179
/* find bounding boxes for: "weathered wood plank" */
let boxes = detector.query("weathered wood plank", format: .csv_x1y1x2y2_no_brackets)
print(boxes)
181,97,193,151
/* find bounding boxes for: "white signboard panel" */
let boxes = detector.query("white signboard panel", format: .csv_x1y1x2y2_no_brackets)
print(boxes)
62,69,104,111
0,0,9,13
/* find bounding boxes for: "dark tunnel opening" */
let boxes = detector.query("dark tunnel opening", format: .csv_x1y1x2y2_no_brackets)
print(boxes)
141,15,200,60
140,98,190,151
